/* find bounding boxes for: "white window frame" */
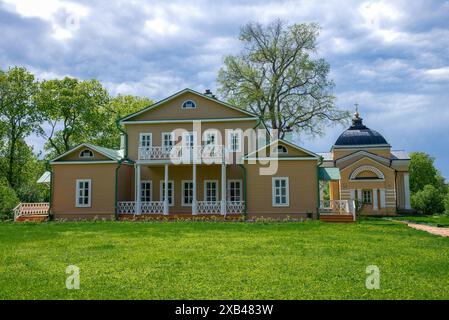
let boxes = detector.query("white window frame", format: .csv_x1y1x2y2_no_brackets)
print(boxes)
227,179,242,202
160,180,174,206
227,129,242,152
204,180,219,202
203,130,218,146
139,133,152,149
181,100,197,109
79,149,94,158
182,180,194,206
162,132,175,152
141,180,152,202
362,189,372,204
182,131,197,147
272,177,289,207
75,179,91,208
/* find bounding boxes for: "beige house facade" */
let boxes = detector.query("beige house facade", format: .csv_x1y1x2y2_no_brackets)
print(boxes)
48,89,410,221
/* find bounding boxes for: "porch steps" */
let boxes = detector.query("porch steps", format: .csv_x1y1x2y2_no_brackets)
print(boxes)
15,215,48,222
320,214,355,223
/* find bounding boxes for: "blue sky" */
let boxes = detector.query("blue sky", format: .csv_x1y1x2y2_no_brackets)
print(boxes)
1,0,448,179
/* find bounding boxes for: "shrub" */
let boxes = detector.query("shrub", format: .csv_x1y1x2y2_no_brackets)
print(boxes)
444,193,449,215
411,184,445,215
0,185,20,220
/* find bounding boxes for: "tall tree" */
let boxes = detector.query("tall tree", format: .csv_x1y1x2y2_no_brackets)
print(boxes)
36,77,110,157
94,95,153,149
409,152,447,194
0,67,40,189
218,20,349,138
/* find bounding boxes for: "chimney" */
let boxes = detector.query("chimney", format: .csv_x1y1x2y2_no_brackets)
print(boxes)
204,89,216,99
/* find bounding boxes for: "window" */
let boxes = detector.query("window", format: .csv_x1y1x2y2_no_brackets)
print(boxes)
204,130,218,146
272,177,289,207
182,100,196,109
204,180,218,202
141,181,152,202
273,145,288,154
162,132,175,152
79,149,94,158
182,180,193,206
76,179,91,207
227,180,242,202
227,130,242,152
139,133,152,149
160,180,174,206
362,190,372,204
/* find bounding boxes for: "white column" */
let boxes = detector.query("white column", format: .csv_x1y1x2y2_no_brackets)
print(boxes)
357,189,362,203
192,164,197,215
350,189,355,200
380,189,386,208
372,188,378,211
163,164,169,215
220,163,227,215
135,164,141,215
403,172,411,209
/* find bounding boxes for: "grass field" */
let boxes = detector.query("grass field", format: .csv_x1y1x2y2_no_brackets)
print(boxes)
392,215,449,227
1,219,449,300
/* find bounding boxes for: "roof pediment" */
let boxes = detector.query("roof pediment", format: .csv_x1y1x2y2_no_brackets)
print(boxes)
120,88,258,123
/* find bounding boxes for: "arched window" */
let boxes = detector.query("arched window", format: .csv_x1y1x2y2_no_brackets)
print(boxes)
79,149,94,158
182,100,196,109
349,165,385,181
273,145,288,154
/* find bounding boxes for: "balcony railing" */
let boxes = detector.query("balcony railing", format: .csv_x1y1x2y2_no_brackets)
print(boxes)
138,145,225,163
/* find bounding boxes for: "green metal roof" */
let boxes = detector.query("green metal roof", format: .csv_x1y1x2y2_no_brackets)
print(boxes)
319,167,341,181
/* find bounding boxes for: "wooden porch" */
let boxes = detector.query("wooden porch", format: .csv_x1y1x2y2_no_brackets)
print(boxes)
13,203,50,222
319,200,356,223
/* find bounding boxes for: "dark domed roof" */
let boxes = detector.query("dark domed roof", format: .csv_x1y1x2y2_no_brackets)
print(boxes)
334,111,389,147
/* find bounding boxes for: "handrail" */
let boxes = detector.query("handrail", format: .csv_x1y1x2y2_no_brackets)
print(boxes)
138,145,225,163
13,202,50,220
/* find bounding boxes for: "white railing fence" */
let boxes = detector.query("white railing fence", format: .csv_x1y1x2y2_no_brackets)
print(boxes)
140,201,164,214
320,200,356,220
117,201,165,214
14,203,50,220
226,201,245,214
197,201,222,214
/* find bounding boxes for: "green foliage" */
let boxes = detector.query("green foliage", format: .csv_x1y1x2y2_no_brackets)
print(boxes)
411,185,445,215
445,193,449,215
36,77,110,157
217,20,349,138
409,152,446,193
0,183,19,220
94,95,153,149
0,221,449,299
0,66,40,189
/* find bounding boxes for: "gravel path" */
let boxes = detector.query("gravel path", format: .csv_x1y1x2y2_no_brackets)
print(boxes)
405,222,449,237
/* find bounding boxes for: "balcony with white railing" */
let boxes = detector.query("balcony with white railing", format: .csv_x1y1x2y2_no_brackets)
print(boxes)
138,145,225,163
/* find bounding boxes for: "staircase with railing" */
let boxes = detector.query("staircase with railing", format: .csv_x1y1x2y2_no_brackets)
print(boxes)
13,203,50,221
319,200,356,222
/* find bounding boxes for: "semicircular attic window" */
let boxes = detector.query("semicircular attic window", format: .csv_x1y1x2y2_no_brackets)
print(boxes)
182,100,196,109
273,145,288,154
79,149,94,158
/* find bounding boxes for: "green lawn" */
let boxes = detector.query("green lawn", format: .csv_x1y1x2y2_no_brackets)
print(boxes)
391,215,449,227
1,220,448,300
